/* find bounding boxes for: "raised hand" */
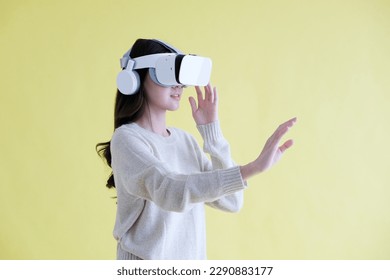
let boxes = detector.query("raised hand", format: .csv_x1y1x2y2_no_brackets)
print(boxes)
189,84,218,125
240,117,297,180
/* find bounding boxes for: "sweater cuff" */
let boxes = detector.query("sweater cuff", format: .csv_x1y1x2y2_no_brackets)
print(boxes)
197,121,224,144
218,166,246,195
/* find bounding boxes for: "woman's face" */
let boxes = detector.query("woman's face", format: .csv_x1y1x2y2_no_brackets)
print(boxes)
143,72,184,112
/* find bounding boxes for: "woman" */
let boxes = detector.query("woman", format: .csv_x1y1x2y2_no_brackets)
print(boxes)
96,38,296,260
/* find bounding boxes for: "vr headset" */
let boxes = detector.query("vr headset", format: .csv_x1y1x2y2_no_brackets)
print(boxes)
116,39,212,95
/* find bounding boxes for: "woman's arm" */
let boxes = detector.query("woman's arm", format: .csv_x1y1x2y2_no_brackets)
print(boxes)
111,131,245,213
189,84,297,183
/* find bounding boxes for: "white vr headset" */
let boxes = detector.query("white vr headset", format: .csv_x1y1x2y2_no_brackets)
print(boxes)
116,40,212,95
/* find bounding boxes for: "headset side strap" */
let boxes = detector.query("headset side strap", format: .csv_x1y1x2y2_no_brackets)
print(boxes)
132,54,176,70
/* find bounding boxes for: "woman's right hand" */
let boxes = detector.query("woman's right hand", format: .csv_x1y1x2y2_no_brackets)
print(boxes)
240,117,297,180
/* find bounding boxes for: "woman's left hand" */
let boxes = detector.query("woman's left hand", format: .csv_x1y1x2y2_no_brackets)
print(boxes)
189,83,218,125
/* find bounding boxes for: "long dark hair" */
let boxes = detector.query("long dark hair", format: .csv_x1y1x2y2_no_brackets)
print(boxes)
96,39,175,188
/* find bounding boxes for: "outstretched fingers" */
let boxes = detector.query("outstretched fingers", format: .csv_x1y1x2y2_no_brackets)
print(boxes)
195,86,204,104
213,86,218,104
201,83,216,104
266,117,297,150
279,139,294,153
191,83,219,125
274,117,297,139
282,117,297,128
189,96,197,114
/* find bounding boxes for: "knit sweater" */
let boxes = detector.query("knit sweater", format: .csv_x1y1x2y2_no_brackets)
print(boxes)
111,121,246,260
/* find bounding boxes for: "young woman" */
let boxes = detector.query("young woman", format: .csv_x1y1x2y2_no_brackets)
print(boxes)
96,38,296,260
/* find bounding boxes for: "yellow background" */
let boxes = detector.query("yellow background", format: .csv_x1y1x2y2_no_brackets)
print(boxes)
1,0,389,259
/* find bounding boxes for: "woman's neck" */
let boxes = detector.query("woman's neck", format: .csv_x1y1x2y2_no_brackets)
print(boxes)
136,109,169,137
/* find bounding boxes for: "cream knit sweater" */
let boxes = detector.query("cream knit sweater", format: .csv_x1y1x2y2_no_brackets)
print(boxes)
111,121,246,260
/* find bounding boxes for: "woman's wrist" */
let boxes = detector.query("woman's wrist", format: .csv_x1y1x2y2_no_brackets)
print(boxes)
197,120,222,140
194,117,219,126
240,161,261,181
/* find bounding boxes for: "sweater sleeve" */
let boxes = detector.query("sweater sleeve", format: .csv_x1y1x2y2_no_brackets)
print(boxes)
196,121,245,212
111,129,245,213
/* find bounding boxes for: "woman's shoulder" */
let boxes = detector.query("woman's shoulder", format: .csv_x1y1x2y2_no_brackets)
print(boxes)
111,123,147,147
113,123,139,138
